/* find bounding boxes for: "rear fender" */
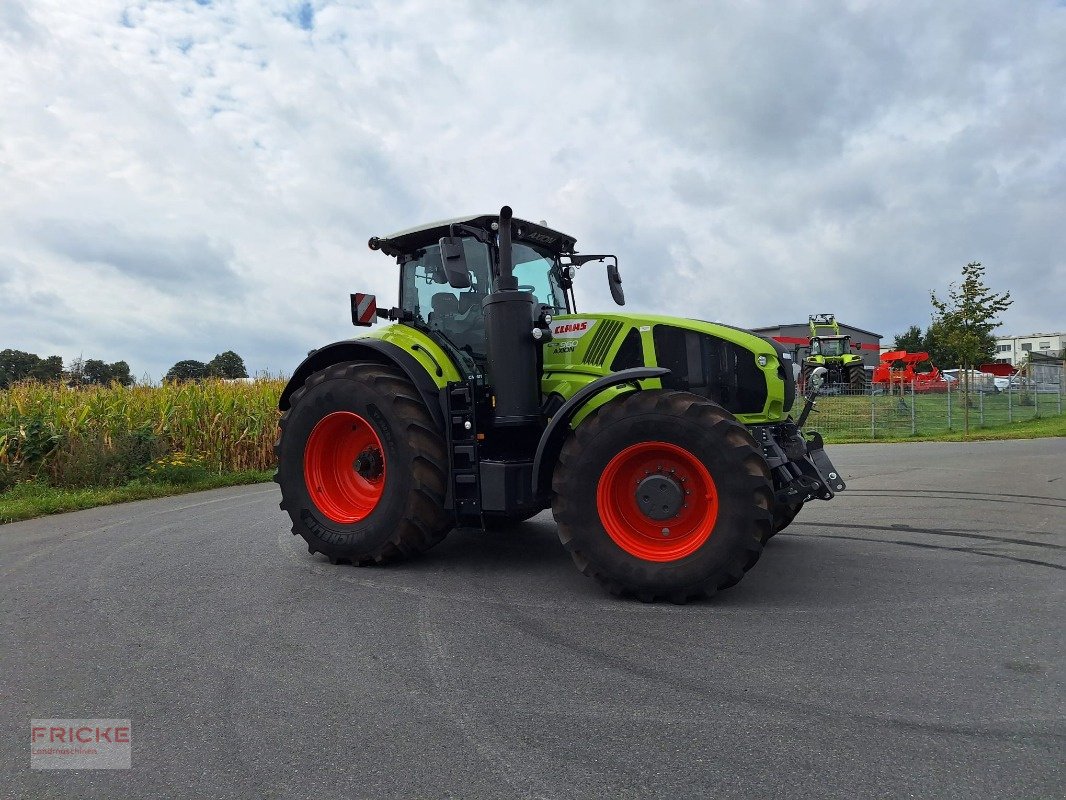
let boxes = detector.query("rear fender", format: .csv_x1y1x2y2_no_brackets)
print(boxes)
279,339,448,430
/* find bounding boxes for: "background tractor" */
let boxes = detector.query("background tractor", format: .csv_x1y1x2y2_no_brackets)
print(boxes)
275,207,845,601
802,313,868,392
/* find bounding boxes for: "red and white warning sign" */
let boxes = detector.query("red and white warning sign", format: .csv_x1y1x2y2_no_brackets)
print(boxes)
351,293,377,326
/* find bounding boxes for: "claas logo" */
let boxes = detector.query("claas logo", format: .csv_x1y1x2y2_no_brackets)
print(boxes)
553,322,588,335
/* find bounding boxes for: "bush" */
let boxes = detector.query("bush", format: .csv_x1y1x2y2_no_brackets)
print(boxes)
44,425,165,489
143,451,210,485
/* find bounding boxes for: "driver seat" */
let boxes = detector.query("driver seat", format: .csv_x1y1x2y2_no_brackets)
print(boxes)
428,293,458,331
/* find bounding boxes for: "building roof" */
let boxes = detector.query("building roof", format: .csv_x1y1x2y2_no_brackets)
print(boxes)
749,322,884,339
995,332,1065,339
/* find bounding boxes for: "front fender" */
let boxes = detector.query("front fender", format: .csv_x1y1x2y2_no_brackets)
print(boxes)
530,367,670,500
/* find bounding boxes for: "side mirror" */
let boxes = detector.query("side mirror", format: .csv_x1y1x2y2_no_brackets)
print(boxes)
438,237,471,289
607,262,625,306
810,366,828,390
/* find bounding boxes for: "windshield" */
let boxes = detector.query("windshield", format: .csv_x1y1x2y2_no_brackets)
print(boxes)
511,243,569,314
813,338,846,357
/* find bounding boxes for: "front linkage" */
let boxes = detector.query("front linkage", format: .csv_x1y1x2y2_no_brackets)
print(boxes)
750,373,846,507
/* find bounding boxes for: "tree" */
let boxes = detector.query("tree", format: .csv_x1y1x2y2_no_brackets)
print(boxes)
108,361,134,386
165,360,209,383
31,355,64,383
82,359,111,385
891,322,956,368
893,325,924,353
931,261,1013,434
206,351,248,379
81,359,134,386
923,318,958,369
0,349,65,387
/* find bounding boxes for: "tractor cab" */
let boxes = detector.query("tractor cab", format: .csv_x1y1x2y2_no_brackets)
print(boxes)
810,336,850,358
396,235,568,361
365,213,623,368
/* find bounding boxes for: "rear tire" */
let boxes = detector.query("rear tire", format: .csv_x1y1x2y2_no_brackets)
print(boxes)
551,391,773,603
275,362,452,564
848,364,867,393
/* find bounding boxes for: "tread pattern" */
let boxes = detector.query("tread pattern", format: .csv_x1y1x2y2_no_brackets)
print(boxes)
551,390,773,603
768,501,804,539
275,362,451,565
848,364,867,392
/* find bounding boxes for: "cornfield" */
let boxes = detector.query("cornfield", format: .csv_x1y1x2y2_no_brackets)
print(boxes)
0,379,284,489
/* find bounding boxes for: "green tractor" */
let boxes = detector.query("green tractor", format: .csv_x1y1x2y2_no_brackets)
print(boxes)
802,313,868,392
275,207,845,601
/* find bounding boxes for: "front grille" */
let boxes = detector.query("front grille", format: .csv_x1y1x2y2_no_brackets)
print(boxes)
652,325,768,415
583,319,624,366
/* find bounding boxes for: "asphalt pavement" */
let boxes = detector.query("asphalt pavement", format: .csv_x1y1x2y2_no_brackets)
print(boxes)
2,438,1064,799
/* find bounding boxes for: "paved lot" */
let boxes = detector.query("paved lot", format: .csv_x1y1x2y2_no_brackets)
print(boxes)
2,439,1063,799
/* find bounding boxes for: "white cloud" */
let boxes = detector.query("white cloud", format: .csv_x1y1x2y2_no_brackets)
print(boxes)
1,0,1063,380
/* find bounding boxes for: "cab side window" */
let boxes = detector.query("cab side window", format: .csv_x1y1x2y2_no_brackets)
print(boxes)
401,239,491,359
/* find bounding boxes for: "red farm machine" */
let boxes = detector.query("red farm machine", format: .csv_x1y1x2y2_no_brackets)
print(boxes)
871,351,950,393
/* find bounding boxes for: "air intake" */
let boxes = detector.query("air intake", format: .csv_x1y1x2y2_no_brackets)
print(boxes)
583,320,624,366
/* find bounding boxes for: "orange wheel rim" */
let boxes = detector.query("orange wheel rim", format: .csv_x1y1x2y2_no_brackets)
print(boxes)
304,411,386,524
595,441,718,562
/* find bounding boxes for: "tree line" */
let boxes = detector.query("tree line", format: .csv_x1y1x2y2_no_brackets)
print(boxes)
0,349,249,388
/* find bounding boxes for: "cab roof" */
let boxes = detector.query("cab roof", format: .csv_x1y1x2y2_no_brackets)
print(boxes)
369,213,578,258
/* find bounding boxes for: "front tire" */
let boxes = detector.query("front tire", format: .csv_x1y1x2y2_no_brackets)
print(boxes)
275,362,452,564
551,391,773,602
767,500,804,539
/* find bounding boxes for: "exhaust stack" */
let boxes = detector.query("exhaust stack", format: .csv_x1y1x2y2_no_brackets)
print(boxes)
483,205,540,425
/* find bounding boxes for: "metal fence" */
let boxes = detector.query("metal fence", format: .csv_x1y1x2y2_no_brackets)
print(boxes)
803,379,1064,440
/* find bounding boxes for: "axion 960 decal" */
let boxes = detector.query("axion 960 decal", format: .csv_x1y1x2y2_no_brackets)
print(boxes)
550,319,597,339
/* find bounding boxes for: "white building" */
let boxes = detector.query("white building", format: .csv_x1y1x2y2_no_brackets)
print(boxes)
994,332,1065,366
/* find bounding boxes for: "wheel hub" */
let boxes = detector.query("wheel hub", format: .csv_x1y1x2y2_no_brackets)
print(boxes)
635,473,685,520
303,411,387,524
353,447,384,481
595,441,719,563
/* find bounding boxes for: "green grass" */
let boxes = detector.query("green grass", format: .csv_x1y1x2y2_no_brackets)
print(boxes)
0,470,273,524
818,411,1066,444
806,389,1065,443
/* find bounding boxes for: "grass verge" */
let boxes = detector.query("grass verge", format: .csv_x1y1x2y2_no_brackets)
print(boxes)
819,412,1066,444
0,470,274,525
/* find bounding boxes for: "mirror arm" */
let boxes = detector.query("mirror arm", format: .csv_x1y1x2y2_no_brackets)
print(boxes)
449,222,493,245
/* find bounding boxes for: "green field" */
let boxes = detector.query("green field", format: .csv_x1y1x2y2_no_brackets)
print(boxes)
1,379,283,523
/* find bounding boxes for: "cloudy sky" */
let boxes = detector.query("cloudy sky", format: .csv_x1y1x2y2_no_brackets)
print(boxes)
2,0,1063,380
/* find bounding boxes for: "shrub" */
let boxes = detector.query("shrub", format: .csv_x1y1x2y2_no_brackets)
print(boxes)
143,451,210,485
0,416,62,491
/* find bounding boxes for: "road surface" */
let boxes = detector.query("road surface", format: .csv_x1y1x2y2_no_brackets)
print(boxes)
2,439,1063,798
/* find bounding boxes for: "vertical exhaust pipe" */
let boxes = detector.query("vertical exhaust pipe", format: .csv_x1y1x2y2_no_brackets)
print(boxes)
495,205,517,291
483,205,539,425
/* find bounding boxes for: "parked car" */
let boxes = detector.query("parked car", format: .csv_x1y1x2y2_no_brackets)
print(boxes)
942,370,999,392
